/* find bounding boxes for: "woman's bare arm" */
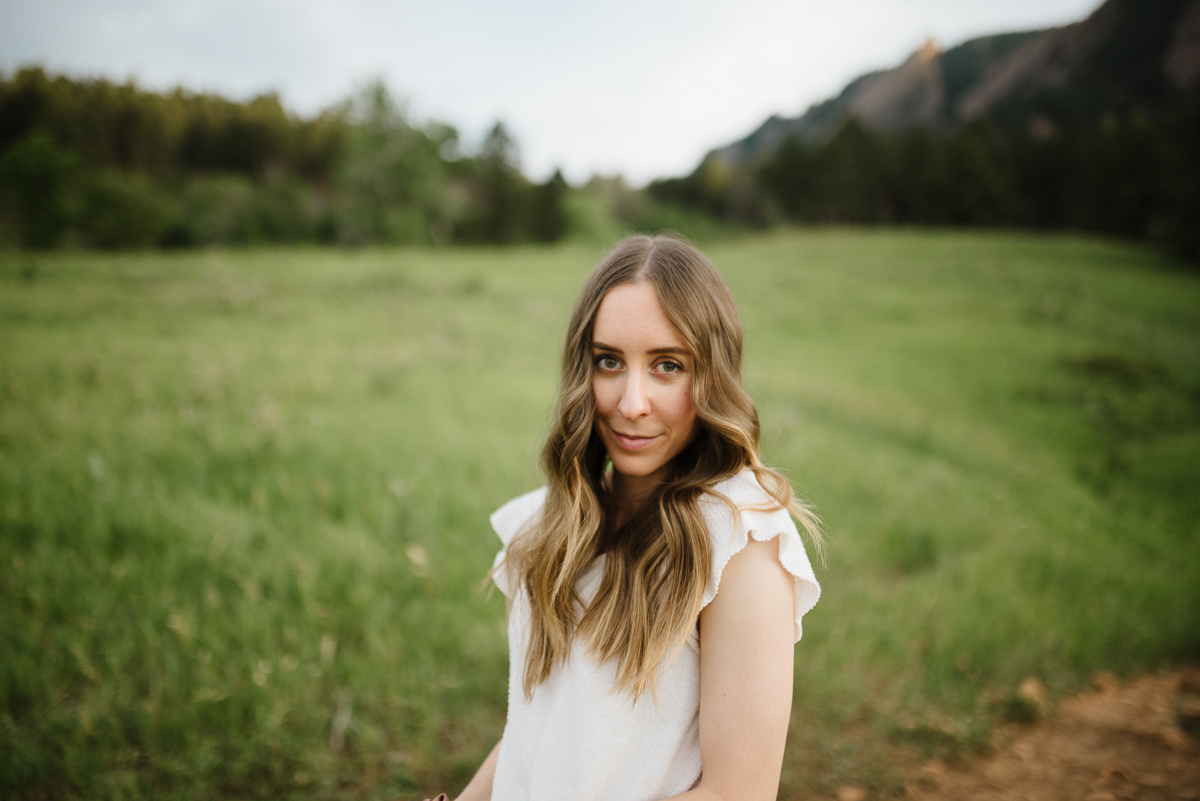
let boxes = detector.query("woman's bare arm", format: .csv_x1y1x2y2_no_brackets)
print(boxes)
453,738,501,801
665,535,797,801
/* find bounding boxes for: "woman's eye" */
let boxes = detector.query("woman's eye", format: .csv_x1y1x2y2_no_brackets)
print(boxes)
596,356,621,371
658,360,682,374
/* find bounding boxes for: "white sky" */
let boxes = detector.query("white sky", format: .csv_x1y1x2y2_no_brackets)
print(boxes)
0,0,1101,185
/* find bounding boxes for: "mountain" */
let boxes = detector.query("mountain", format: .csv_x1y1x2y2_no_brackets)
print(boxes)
709,0,1200,172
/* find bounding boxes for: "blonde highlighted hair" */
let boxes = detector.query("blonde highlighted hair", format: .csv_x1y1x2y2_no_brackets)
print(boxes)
503,234,820,701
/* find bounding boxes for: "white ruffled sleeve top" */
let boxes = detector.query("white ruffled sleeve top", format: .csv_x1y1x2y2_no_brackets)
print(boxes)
487,469,821,801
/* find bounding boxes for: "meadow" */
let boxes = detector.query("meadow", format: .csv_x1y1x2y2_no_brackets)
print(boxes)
1,230,1198,800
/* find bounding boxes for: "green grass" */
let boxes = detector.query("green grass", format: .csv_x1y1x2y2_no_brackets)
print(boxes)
1,230,1198,799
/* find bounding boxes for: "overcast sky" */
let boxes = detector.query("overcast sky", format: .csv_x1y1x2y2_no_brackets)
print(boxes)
1,0,1102,184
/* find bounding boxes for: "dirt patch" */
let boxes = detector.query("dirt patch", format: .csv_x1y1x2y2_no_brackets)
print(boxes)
899,669,1200,801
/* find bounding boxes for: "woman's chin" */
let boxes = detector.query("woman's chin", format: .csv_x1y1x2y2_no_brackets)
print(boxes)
609,456,669,482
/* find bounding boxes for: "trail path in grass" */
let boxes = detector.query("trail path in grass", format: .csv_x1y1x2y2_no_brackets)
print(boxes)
873,669,1200,801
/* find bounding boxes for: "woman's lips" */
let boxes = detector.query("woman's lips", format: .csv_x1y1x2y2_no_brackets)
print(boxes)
613,432,658,451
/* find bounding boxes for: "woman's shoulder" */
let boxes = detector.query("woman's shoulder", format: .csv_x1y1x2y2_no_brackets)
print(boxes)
699,468,821,639
700,469,798,557
490,486,548,547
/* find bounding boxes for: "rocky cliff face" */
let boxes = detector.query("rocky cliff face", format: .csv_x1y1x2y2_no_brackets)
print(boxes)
843,39,945,131
708,0,1200,172
710,31,1041,170
956,0,1198,131
1166,0,1200,89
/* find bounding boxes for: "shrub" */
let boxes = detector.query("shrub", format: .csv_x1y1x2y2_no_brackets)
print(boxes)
80,171,178,249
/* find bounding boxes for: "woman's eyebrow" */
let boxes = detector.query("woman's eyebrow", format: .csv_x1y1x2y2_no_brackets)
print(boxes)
591,342,691,356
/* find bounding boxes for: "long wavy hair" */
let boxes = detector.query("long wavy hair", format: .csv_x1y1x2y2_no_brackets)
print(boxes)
503,234,820,701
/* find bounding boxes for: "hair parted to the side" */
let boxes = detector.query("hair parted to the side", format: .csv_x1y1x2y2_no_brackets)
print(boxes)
501,233,821,702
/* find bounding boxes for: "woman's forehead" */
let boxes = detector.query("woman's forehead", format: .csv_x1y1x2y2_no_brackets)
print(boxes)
592,282,687,351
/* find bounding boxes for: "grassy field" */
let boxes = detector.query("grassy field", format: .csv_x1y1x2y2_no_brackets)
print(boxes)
2,230,1198,800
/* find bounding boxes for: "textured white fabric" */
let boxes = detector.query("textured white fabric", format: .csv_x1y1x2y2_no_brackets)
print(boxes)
487,470,820,801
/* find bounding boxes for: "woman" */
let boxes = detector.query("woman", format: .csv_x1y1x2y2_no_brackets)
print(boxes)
440,234,821,801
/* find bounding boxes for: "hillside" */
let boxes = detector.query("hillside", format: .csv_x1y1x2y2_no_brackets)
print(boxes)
710,0,1200,172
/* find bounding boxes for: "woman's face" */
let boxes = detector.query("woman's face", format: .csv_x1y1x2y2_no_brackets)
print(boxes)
591,281,698,484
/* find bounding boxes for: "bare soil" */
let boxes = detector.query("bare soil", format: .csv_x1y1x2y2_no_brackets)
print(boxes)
891,668,1200,801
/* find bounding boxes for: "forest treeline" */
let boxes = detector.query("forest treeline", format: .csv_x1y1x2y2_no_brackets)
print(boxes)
650,106,1200,264
2,66,1198,263
0,68,572,249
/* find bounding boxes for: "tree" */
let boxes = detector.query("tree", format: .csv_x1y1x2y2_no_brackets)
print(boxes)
474,122,526,244
0,131,76,248
332,79,450,244
529,169,569,243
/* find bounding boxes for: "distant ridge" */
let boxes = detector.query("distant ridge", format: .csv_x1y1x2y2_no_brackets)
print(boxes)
708,0,1200,173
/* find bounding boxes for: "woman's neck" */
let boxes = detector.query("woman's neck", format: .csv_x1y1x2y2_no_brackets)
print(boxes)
608,467,667,530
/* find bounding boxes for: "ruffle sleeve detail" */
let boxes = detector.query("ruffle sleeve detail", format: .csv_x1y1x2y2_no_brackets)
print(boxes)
698,471,821,642
489,486,548,597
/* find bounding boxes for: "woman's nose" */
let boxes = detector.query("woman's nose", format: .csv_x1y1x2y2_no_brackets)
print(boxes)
617,370,651,420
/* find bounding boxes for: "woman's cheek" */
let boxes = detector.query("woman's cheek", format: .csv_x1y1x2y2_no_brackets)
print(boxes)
593,377,622,416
